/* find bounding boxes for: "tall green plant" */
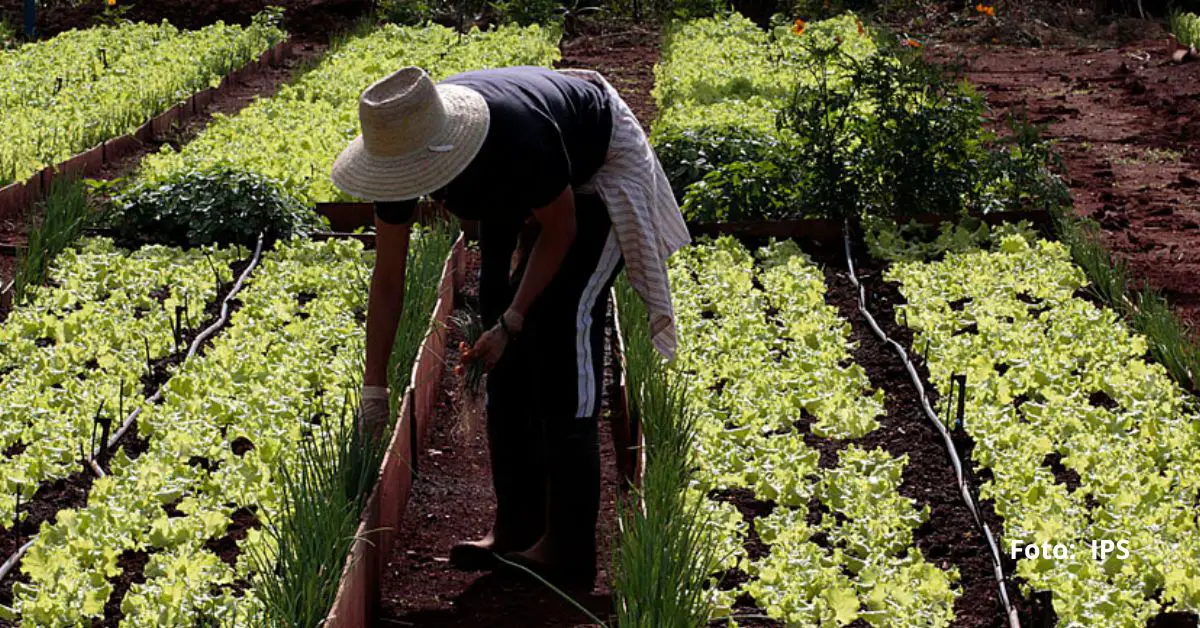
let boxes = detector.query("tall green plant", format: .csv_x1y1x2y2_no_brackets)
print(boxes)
250,220,456,626
387,219,457,411
249,390,385,627
611,275,718,628
13,175,89,304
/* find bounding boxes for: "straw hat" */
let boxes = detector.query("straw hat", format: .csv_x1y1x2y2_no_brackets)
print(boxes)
331,67,490,201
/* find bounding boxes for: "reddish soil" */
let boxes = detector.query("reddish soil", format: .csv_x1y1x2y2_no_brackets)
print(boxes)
376,249,618,627
929,34,1200,332
557,28,661,131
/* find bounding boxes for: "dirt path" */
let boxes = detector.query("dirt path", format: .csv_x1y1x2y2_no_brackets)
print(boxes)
376,250,618,627
931,37,1200,331
557,28,660,131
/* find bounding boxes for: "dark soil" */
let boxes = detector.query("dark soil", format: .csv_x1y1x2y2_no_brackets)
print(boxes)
928,32,1200,333
822,258,1034,628
140,258,249,396
376,249,618,627
94,549,156,628
204,507,262,569
557,28,660,132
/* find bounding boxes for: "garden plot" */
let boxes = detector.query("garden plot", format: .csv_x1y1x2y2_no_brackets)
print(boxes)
0,238,242,529
667,237,960,626
0,15,284,186
887,234,1200,626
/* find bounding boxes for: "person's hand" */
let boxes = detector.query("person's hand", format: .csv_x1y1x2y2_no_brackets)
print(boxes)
358,385,391,439
464,325,508,371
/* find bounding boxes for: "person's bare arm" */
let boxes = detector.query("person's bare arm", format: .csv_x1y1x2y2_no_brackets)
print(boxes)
466,186,576,367
509,185,576,321
364,216,412,387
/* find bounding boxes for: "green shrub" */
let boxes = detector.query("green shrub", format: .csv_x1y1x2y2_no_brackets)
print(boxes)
653,126,789,200
110,167,326,247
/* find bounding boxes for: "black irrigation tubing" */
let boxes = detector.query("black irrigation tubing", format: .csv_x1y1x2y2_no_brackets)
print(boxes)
0,233,266,587
841,221,1021,628
106,232,265,450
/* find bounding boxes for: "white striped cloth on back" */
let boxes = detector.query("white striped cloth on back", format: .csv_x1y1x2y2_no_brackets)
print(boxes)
559,68,691,360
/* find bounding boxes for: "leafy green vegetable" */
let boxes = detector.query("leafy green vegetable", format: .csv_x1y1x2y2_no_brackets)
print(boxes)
665,237,959,625
110,166,327,247
0,238,240,529
888,235,1200,625
132,23,561,206
0,14,285,186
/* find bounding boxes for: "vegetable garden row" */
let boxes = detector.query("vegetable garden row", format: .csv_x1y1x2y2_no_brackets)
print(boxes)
0,20,553,627
2,6,1199,628
605,10,1200,628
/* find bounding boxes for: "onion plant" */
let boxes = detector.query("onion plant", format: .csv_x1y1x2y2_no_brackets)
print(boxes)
251,219,455,626
13,175,89,304
610,274,719,628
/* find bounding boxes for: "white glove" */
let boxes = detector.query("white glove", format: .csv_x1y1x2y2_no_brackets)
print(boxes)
358,385,391,439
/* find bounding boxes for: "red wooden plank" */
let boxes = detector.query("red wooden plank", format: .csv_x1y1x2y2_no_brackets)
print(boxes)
103,134,141,165
0,181,29,222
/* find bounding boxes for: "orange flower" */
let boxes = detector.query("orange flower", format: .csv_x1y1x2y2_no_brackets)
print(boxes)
106,0,116,6
901,38,922,49
793,19,807,36
856,17,865,35
975,3,995,17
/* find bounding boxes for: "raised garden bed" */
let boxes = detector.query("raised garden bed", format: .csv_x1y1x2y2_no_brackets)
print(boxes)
0,19,293,222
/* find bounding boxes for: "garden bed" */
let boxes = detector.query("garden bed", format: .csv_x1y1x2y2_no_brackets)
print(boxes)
0,31,295,223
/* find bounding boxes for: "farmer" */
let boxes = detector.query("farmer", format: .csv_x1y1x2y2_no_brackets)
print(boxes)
331,65,688,586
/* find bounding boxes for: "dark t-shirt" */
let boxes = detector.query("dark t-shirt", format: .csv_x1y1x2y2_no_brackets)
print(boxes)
375,66,612,225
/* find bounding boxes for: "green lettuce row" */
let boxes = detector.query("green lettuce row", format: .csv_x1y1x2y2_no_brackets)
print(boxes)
887,235,1200,625
668,237,959,626
0,15,285,187
650,12,874,140
8,237,383,626
1,22,172,109
0,238,240,526
133,23,561,206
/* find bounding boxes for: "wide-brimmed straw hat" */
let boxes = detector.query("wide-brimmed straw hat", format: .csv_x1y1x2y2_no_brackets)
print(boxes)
331,67,490,201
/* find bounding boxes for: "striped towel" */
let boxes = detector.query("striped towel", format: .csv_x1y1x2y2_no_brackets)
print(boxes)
558,68,691,360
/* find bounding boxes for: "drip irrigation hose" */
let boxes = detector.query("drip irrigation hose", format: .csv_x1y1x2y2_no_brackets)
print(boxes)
0,234,265,598
841,221,1021,628
0,539,34,585
105,232,265,452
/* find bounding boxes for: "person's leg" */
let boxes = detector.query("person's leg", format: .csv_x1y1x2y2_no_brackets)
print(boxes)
505,193,623,587
450,219,547,569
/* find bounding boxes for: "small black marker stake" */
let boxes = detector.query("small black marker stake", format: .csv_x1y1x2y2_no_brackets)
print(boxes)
954,374,968,431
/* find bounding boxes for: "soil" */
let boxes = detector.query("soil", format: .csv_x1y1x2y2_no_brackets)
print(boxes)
927,31,1200,333
823,253,1039,627
376,249,619,627
140,258,250,396
557,27,661,131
